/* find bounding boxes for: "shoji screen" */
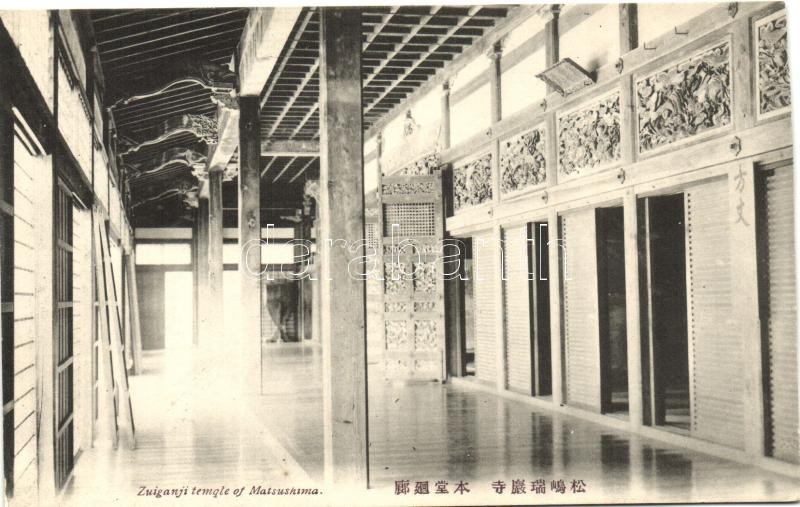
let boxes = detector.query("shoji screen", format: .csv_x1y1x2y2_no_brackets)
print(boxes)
72,205,92,453
685,178,743,449
473,229,498,385
503,225,532,394
560,209,601,411
760,164,798,463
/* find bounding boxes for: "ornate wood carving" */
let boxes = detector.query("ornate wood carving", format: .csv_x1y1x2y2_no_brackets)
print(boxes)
414,320,438,349
385,321,409,349
500,127,546,194
384,262,408,295
558,92,621,176
110,62,236,109
453,153,492,212
381,181,436,195
412,261,437,293
120,114,217,156
637,42,731,153
397,153,440,176
126,147,207,180
756,11,790,117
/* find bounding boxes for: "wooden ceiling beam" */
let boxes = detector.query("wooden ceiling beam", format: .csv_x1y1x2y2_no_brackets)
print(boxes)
364,7,479,117
98,10,244,48
261,139,319,156
239,7,303,96
264,59,318,138
288,156,317,183
104,26,244,62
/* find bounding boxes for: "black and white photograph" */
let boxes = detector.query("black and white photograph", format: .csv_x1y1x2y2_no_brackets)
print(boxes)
1,1,799,505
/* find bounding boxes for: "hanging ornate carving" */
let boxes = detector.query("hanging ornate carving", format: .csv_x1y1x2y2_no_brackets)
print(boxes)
558,92,621,176
381,181,436,195
500,127,546,194
126,147,207,180
453,153,493,212
637,42,731,153
120,113,218,156
397,153,440,176
385,321,409,349
757,11,790,116
413,262,437,293
110,61,236,109
414,320,438,350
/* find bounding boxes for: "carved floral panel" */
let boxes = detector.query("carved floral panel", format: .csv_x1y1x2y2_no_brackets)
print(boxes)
637,42,731,153
385,321,409,349
757,11,790,116
453,153,492,212
398,153,440,176
558,93,621,176
385,302,408,313
414,320,438,350
500,127,546,194
414,301,436,312
382,181,436,196
384,262,408,295
413,262,437,293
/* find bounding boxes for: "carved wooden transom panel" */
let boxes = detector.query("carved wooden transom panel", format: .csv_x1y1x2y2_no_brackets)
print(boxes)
453,153,493,212
637,41,731,153
558,91,621,177
756,10,790,118
500,126,546,195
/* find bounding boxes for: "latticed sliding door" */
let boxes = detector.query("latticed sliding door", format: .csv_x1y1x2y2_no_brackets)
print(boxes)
381,173,445,380
685,178,743,449
758,163,799,463
560,208,602,412
54,178,75,489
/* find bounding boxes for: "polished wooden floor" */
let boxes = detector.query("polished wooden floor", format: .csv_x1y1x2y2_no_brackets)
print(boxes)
62,342,800,505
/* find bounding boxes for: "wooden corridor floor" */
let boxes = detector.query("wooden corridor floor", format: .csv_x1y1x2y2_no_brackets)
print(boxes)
61,343,800,505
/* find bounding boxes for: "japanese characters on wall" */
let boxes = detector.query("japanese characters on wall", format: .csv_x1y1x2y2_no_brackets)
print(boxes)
500,126,546,195
453,152,493,212
557,91,621,177
756,10,790,117
637,41,731,153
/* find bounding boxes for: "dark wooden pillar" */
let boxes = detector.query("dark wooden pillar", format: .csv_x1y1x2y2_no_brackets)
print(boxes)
197,197,210,344
207,171,224,345
319,6,368,489
238,96,261,390
544,6,560,94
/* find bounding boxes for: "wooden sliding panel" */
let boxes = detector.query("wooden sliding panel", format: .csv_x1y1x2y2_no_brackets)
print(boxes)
685,177,743,449
502,224,532,395
53,178,75,489
758,163,799,463
473,229,498,386
560,208,602,412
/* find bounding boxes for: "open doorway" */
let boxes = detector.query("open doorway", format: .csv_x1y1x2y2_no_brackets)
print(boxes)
639,195,690,430
596,207,628,415
164,271,193,351
529,222,551,397
460,238,475,376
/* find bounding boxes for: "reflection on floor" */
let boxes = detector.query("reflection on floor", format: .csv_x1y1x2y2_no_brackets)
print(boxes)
64,343,799,505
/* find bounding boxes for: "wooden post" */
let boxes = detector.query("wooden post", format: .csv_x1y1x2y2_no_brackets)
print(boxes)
623,189,644,428
197,197,210,345
192,209,199,346
544,6,560,95
440,81,451,151
208,171,224,348
239,95,261,391
548,209,564,405
488,41,506,391
619,3,639,54
729,161,764,457
319,6,368,489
